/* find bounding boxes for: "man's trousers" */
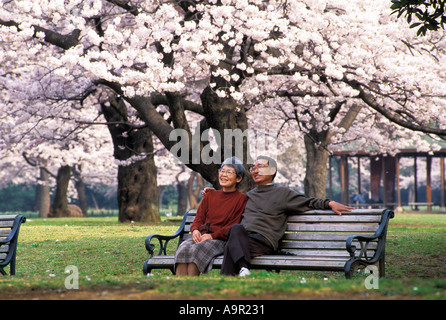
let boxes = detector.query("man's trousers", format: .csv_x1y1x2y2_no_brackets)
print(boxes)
220,224,274,276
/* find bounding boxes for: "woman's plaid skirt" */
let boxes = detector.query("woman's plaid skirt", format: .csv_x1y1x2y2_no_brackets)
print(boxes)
174,238,226,274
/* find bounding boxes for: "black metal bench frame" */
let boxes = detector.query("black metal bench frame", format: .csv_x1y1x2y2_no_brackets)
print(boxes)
0,215,26,276
143,209,394,279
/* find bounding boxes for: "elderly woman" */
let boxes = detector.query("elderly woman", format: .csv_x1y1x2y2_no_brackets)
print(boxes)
175,157,248,276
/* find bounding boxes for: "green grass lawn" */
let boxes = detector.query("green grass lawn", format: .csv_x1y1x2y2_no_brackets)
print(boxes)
0,213,445,300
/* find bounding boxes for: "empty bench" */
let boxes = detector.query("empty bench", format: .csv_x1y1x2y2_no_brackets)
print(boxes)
143,209,394,279
0,215,26,276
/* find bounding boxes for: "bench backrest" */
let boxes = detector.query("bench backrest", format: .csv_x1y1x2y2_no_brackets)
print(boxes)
282,209,391,259
178,209,391,258
0,215,26,266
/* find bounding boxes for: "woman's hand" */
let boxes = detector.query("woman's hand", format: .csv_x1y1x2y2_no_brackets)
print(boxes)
199,234,213,242
192,230,213,243
192,230,201,243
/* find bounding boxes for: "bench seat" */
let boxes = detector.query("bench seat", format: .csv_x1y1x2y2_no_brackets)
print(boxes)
144,255,348,273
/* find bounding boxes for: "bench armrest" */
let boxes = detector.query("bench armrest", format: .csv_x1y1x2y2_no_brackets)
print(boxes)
346,234,379,262
144,234,180,258
0,215,26,244
346,209,394,263
144,211,191,258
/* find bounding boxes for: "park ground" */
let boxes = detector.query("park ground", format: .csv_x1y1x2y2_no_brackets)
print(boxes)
0,212,445,300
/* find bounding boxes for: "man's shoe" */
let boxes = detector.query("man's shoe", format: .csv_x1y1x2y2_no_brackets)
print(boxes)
239,267,251,277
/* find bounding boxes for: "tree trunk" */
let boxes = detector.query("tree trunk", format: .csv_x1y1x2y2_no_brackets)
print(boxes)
73,165,88,217
188,171,205,210
303,103,363,199
35,166,50,218
176,181,188,217
50,165,71,217
304,135,330,199
117,155,160,222
101,96,160,223
200,87,255,192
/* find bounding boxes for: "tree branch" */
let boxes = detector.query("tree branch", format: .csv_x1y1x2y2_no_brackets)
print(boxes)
0,19,80,50
346,79,446,135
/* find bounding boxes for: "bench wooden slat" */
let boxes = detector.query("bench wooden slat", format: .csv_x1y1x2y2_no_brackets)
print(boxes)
282,249,376,258
287,214,382,223
0,215,21,220
217,256,347,270
274,255,348,261
287,223,378,233
282,232,372,241
186,216,196,223
250,260,345,270
0,230,12,237
280,241,378,250
284,249,349,257
189,222,379,233
303,209,384,215
0,221,14,228
0,245,10,253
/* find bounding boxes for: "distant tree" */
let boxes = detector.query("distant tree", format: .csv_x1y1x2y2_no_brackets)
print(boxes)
391,0,446,36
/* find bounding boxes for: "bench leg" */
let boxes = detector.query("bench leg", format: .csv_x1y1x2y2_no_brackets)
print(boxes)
378,257,386,278
143,259,150,275
344,260,355,279
0,256,17,276
10,256,16,276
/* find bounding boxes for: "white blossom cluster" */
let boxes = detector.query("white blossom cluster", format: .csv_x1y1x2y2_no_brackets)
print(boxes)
0,0,445,189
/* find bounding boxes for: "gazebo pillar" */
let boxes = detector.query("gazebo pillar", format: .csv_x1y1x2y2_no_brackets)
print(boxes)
370,156,382,207
383,156,396,209
413,157,418,210
340,155,349,205
426,155,432,211
396,155,402,210
441,157,445,211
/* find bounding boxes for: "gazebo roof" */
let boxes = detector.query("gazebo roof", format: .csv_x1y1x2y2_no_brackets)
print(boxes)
332,135,446,157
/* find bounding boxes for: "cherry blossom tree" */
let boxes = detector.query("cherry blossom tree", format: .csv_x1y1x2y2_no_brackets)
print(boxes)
1,0,445,204
0,94,117,218
0,44,117,217
245,0,446,196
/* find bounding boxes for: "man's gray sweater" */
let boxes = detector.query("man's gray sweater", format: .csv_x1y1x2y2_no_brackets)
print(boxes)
241,184,331,251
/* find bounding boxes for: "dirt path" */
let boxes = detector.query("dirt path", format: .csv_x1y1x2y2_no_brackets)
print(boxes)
0,287,411,300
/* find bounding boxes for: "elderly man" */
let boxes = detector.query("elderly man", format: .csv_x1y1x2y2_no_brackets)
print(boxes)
220,155,354,276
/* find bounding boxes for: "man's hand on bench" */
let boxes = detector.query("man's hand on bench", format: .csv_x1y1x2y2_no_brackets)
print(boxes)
329,201,355,215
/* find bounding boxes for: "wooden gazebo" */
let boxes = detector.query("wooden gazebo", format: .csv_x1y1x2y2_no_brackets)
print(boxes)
329,148,446,212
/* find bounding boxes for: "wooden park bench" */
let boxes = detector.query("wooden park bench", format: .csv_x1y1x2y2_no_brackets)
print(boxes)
0,215,26,276
143,209,394,279
408,202,435,211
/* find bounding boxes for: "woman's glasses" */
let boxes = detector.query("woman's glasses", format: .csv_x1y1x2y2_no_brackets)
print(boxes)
218,169,236,176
